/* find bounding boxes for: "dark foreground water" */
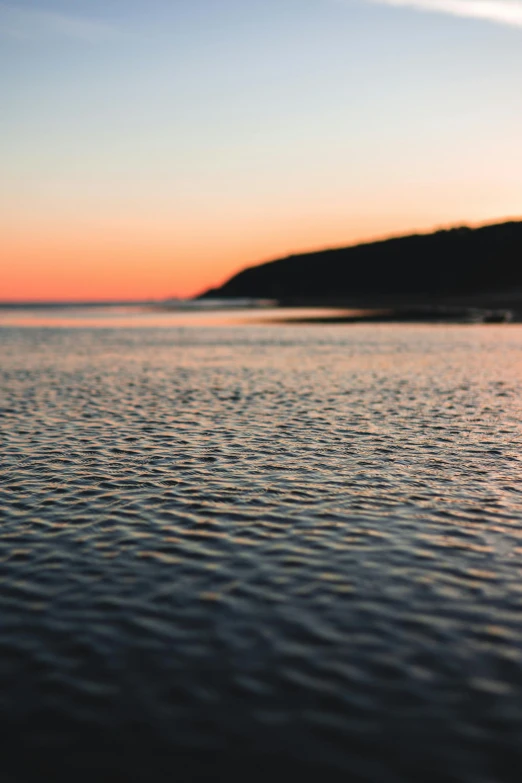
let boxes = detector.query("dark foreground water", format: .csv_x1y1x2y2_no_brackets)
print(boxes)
1,322,522,783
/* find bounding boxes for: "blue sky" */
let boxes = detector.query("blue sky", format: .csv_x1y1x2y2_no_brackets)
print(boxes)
2,0,522,298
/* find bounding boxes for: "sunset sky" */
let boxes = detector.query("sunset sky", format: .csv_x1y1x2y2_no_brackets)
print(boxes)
2,0,522,300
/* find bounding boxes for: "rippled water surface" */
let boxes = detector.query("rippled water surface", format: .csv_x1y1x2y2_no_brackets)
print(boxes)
1,323,522,782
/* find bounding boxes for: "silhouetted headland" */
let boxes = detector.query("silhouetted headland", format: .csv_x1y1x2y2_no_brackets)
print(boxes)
199,220,522,320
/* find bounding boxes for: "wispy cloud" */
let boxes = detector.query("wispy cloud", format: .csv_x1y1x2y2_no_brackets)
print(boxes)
362,0,522,28
0,2,116,42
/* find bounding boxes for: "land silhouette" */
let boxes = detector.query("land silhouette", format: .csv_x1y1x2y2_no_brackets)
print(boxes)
199,220,522,319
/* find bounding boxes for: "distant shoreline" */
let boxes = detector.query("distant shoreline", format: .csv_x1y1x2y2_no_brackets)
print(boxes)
0,300,519,326
263,307,516,325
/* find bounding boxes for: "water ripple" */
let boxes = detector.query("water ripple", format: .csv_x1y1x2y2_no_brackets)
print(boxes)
1,325,522,782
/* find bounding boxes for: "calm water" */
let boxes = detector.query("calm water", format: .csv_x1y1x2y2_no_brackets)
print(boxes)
1,320,522,782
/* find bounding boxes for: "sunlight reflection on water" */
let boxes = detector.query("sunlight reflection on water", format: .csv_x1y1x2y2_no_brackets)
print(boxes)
0,304,376,328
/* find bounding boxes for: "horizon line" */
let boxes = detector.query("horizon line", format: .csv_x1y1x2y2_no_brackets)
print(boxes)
2,214,521,304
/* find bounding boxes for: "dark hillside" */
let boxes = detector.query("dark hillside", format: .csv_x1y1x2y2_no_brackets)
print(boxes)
200,221,522,302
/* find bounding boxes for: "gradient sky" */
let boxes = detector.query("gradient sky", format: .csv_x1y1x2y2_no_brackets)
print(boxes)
2,0,522,300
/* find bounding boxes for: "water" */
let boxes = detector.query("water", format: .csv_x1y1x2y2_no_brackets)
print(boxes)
1,319,522,782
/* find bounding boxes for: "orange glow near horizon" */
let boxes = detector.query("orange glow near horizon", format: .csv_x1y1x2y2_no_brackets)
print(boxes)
1,209,521,302
3,1,522,302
